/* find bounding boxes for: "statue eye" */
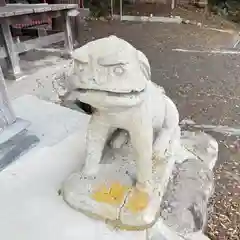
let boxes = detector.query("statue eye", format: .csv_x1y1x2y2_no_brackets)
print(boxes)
113,66,124,76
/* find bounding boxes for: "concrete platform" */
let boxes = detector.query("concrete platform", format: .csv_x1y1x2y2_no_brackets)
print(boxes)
0,95,147,240
0,95,215,240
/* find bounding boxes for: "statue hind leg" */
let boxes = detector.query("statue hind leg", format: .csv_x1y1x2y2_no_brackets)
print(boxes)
153,96,180,162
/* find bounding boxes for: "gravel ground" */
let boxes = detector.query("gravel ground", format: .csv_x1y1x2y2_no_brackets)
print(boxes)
76,21,240,239
173,5,240,31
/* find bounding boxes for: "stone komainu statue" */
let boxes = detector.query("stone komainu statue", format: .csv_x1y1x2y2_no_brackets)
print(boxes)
64,35,180,194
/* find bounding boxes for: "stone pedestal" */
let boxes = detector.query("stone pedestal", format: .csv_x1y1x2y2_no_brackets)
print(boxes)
63,144,176,229
0,95,216,240
62,130,218,232
0,68,31,169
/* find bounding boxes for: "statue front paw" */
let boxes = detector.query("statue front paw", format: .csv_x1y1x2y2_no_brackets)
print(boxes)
82,163,100,176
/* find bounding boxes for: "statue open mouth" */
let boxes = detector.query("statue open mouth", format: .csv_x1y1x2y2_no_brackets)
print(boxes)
63,87,146,109
72,88,147,108
75,88,145,97
75,100,94,115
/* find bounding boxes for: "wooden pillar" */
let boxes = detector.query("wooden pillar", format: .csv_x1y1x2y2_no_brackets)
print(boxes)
0,67,30,145
0,0,6,7
0,67,16,131
62,10,74,55
0,19,22,80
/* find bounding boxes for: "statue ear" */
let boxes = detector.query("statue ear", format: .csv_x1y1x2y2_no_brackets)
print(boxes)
137,50,151,80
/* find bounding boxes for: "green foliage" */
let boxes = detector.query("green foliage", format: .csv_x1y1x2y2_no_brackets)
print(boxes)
89,0,111,18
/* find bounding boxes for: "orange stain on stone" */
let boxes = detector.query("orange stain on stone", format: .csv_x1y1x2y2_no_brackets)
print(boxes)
125,189,149,213
92,182,130,205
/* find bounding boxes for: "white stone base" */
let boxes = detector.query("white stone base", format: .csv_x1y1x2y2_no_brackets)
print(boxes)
0,95,216,240
63,144,176,229
0,95,146,240
62,128,218,231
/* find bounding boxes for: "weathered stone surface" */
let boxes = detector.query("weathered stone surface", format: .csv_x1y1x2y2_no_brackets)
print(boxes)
12,94,88,148
0,95,147,240
0,117,30,145
147,218,184,240
160,158,214,236
64,36,181,196
62,36,182,228
147,222,211,240
144,131,218,239
0,95,218,240
61,36,219,232
63,143,176,229
0,67,34,168
62,130,218,231
63,161,133,221
185,231,211,240
0,130,39,171
119,151,176,228
180,131,218,170
6,56,72,103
